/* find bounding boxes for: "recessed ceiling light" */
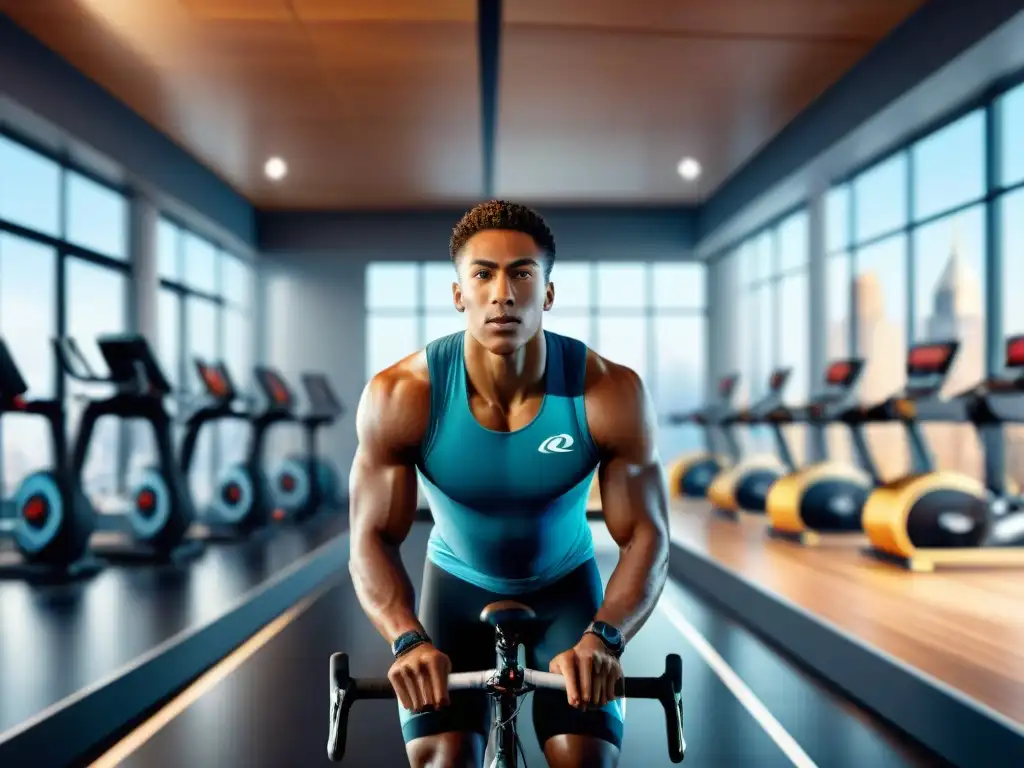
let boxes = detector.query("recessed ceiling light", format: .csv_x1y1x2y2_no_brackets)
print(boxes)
676,157,702,181
264,157,287,181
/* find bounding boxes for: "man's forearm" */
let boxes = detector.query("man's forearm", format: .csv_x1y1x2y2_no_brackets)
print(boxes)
349,534,425,645
594,525,669,642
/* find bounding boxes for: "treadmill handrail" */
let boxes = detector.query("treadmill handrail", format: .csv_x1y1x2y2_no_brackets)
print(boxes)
55,337,103,382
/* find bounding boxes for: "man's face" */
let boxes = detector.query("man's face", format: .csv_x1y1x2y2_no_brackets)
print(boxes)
453,229,555,356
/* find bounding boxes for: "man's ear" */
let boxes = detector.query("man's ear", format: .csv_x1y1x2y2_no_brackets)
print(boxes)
453,280,465,313
543,280,555,311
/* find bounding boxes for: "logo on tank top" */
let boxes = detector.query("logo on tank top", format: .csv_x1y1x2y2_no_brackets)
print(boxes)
538,434,575,454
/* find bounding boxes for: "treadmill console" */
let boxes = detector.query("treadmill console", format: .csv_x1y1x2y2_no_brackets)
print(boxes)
769,368,792,394
905,340,959,396
718,374,739,399
254,367,296,412
812,358,865,414
0,339,27,396
1006,335,1024,371
195,359,237,403
97,334,173,395
301,373,344,419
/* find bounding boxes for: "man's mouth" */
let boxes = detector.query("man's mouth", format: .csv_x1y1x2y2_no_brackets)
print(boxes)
487,316,520,325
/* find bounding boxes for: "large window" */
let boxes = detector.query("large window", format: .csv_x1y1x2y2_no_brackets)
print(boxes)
0,132,254,511
154,217,255,502
825,106,992,484
66,259,129,508
1001,82,1024,188
0,235,58,496
0,135,61,236
1000,84,1024,487
1002,188,1024,490
365,262,424,377
66,171,129,261
543,262,594,346
187,298,219,505
364,260,708,463
219,254,254,483
734,211,811,463
0,134,131,509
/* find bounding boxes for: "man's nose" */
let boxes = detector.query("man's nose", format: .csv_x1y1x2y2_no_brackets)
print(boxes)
491,273,514,305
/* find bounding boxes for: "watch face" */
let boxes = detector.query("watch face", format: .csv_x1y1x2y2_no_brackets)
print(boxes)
595,622,621,645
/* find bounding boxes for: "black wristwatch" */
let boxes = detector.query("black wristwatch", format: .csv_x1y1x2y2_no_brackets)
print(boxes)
392,630,431,658
584,621,625,658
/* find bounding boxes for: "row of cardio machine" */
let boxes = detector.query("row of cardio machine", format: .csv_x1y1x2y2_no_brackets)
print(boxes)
0,332,345,583
665,334,1024,573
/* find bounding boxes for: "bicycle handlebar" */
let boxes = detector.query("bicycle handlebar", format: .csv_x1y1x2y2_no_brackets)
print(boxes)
328,652,685,763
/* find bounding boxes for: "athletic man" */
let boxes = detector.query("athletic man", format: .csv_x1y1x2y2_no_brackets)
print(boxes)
349,200,671,768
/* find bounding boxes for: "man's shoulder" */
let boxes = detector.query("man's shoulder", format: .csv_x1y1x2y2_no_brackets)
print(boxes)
358,351,432,450
582,347,644,403
366,350,431,408
579,348,653,452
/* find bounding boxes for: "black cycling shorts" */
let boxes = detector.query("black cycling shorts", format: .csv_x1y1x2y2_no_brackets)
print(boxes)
398,557,624,749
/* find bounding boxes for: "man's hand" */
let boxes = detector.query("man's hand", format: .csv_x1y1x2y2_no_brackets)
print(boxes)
388,643,452,713
549,632,623,710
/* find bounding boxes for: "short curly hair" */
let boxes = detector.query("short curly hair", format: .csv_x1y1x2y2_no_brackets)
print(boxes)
449,200,556,277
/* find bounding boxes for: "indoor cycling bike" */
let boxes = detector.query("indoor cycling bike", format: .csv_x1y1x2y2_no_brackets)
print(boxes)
328,601,685,766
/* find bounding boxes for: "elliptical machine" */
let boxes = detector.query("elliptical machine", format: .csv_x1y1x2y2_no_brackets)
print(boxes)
765,358,875,545
0,339,102,581
707,368,792,519
208,365,295,531
861,336,1024,571
270,373,345,522
665,374,740,500
62,334,204,564
161,358,252,540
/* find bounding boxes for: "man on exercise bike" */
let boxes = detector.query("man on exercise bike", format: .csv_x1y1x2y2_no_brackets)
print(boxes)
349,200,672,768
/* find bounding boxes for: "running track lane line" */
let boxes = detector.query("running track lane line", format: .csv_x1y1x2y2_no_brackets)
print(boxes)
89,580,819,768
658,594,819,768
87,576,342,768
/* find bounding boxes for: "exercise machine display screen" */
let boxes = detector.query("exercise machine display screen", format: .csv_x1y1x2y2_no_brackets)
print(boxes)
255,368,295,410
1006,335,1024,368
825,359,864,388
718,374,738,397
906,341,958,378
97,334,173,394
196,361,235,401
302,374,342,415
0,339,28,398
769,368,791,392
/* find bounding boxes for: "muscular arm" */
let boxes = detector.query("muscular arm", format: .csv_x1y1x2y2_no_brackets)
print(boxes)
348,361,430,645
588,358,671,643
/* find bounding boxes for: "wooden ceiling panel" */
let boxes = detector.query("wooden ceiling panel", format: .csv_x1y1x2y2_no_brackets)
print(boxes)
302,21,480,126
246,122,483,208
495,2,920,203
291,0,476,24
180,0,293,22
0,0,483,208
504,0,927,40
0,0,925,208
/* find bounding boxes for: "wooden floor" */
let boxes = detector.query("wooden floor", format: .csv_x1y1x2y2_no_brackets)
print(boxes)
668,501,1024,727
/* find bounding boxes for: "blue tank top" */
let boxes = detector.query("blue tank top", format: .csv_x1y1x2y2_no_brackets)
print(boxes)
417,330,600,594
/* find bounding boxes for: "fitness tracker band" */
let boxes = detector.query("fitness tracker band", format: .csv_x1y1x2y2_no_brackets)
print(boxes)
392,630,431,658
585,621,625,658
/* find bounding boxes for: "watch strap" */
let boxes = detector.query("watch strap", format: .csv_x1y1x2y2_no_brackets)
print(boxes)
392,629,431,658
585,621,625,658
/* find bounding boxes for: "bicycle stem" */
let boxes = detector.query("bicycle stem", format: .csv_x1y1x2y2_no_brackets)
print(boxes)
494,627,524,767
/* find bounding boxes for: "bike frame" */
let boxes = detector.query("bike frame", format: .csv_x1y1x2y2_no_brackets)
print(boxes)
489,624,528,767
